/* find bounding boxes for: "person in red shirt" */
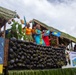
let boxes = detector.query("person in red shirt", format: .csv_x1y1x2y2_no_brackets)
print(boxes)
42,30,50,46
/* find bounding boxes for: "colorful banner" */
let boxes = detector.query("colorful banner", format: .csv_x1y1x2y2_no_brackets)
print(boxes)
69,52,76,67
0,37,5,74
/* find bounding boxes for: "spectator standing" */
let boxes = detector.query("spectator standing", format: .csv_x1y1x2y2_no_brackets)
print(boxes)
74,44,76,51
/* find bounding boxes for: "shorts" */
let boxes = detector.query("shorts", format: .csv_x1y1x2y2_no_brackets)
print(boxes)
25,34,33,42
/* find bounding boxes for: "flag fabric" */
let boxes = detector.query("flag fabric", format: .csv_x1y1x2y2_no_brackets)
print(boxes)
52,31,61,37
24,16,26,26
44,30,50,36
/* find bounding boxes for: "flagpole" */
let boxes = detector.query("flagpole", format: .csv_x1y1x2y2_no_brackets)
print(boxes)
57,37,59,46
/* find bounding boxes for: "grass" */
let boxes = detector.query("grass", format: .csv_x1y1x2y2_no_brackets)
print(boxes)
8,68,76,75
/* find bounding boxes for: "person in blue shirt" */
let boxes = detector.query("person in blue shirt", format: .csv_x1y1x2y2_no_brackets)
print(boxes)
34,24,45,45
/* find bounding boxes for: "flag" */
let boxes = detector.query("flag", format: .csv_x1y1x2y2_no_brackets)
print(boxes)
44,30,50,36
46,30,50,34
52,31,61,37
24,16,26,26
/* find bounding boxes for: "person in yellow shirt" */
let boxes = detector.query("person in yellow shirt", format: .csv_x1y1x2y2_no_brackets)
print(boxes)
23,22,33,42
26,27,31,35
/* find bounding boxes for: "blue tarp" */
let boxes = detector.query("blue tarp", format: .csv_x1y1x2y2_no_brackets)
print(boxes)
0,37,5,64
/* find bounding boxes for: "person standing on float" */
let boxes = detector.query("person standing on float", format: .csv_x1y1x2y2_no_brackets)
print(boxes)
42,30,50,46
22,22,33,42
34,24,45,45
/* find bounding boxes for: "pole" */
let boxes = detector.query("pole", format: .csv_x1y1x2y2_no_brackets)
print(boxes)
57,37,59,46
0,26,1,32
3,24,6,38
3,39,9,75
71,41,73,51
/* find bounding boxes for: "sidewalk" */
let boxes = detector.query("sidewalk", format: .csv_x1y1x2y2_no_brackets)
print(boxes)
62,64,76,68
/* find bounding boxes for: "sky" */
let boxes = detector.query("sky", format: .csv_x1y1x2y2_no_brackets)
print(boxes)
0,0,76,37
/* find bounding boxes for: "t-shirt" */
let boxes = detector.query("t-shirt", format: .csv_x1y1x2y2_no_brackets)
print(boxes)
25,28,32,35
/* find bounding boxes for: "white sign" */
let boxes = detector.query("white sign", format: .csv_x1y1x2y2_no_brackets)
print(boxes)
69,52,76,67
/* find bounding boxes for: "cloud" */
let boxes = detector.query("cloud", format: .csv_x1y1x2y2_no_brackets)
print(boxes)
0,0,76,37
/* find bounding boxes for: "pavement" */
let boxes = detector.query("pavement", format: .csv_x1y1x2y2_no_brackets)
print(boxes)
62,64,76,68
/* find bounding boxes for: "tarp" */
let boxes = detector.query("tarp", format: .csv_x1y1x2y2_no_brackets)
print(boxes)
0,37,5,74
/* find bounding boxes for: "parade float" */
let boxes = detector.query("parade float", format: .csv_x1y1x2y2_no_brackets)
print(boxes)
0,6,76,75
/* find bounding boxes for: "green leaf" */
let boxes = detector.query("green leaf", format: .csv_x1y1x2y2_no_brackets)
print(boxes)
18,24,22,34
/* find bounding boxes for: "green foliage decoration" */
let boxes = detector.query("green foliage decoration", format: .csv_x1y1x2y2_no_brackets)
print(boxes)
6,21,25,40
